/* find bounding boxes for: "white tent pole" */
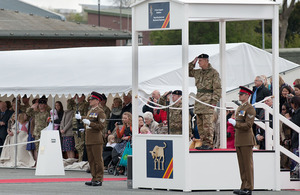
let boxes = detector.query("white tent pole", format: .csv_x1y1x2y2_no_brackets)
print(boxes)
52,95,55,130
131,5,139,190
272,4,280,191
219,20,227,149
182,4,190,192
14,95,19,168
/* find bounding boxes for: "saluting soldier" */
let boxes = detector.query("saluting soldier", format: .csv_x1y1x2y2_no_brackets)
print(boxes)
229,86,256,195
189,54,221,150
76,91,106,187
72,94,89,162
26,97,50,154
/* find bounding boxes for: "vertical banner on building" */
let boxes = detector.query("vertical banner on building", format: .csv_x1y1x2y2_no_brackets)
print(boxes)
146,140,173,179
149,2,170,29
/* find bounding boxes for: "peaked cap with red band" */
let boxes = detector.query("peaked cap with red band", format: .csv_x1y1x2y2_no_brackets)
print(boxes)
238,86,253,96
89,91,103,101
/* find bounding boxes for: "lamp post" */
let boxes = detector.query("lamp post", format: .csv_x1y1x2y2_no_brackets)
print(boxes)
98,0,100,26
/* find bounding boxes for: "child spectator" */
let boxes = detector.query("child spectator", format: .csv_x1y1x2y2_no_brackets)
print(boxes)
140,126,151,134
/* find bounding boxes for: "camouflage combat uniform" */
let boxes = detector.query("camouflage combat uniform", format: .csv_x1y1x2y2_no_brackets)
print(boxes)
72,100,89,161
26,107,50,151
159,96,183,135
189,61,221,147
20,104,30,114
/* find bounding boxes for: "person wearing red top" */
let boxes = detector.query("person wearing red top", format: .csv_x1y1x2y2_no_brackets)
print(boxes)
115,112,132,141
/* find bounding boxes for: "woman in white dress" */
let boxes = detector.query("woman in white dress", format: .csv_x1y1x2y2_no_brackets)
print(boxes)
0,113,35,167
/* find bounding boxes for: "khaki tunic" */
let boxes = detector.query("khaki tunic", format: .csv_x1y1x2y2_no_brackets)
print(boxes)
72,100,89,161
234,101,256,190
83,105,106,182
188,62,221,114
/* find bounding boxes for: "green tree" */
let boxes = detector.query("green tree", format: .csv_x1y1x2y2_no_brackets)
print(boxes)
285,1,300,48
150,21,272,48
279,0,297,48
66,13,87,24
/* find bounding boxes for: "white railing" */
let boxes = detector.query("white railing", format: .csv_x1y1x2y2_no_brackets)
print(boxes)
228,101,300,164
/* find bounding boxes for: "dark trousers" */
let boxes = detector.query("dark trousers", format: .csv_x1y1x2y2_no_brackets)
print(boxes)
236,146,254,190
86,144,104,182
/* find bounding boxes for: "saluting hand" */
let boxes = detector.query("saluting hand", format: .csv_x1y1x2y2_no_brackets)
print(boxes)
193,57,198,65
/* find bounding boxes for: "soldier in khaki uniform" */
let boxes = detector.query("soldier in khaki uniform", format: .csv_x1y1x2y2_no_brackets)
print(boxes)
26,98,50,154
72,94,89,161
189,54,221,150
76,91,106,187
229,86,256,195
20,95,30,113
159,90,191,135
100,94,111,143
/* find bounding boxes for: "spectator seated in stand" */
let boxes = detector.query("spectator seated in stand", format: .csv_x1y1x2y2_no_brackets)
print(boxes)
143,111,159,134
140,126,151,134
0,113,35,167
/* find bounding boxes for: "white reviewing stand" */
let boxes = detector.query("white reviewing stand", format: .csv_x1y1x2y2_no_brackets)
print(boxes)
35,130,65,176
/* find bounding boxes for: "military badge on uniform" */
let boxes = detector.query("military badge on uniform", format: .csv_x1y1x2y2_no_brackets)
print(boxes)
239,110,245,116
247,114,254,119
89,113,98,118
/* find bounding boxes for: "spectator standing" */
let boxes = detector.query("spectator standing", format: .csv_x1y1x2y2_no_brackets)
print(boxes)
60,99,76,159
294,84,300,97
26,98,39,161
290,96,300,176
142,90,167,123
230,86,256,195
280,103,293,170
280,86,293,113
121,93,132,115
52,101,64,130
189,54,221,150
250,75,271,115
226,110,235,149
255,98,273,150
0,102,14,155
107,97,123,135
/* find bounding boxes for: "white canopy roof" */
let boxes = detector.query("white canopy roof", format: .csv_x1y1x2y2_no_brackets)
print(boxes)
0,42,298,97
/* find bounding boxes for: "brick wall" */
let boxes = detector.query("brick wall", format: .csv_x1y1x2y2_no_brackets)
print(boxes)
88,13,152,45
0,39,116,51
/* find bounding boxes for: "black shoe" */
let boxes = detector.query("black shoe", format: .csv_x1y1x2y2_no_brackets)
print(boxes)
92,181,102,186
195,145,213,150
85,181,92,186
239,189,252,195
233,189,241,194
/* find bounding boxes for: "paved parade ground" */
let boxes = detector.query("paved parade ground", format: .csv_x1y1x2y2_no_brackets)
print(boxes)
0,168,299,195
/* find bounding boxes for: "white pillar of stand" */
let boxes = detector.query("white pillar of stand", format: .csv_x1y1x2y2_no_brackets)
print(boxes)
35,130,65,175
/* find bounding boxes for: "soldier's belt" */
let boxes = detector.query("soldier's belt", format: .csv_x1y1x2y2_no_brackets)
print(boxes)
197,89,213,93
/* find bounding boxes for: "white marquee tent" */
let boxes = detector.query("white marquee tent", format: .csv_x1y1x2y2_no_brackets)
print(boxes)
0,42,298,97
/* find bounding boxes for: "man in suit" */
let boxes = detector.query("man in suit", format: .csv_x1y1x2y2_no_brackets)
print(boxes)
0,101,14,155
75,92,106,187
228,86,256,195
